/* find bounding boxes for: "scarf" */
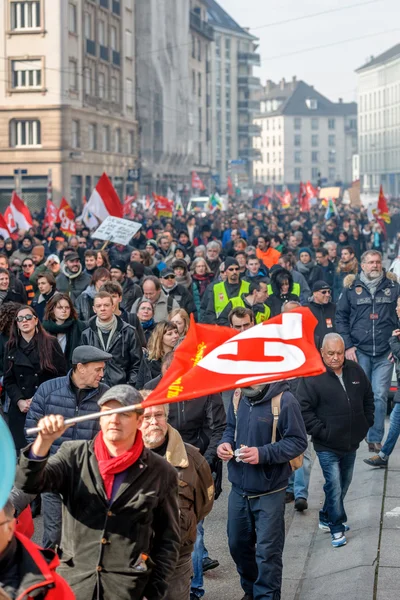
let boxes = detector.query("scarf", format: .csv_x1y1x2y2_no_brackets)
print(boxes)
42,318,75,334
360,271,384,297
96,315,118,351
141,318,155,330
94,430,144,500
193,273,213,297
337,256,358,274
176,272,192,289
295,260,315,276
0,289,8,307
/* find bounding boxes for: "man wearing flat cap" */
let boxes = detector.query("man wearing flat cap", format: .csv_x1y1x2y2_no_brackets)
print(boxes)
56,252,91,302
16,385,181,600
25,346,111,551
304,280,337,349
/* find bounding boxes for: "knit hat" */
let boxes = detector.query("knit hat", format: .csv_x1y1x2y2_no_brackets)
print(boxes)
224,257,239,270
145,239,158,250
31,245,45,259
172,259,188,272
298,247,312,258
110,262,126,273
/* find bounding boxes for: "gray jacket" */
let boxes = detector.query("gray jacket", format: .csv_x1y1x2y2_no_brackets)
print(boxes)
130,289,179,323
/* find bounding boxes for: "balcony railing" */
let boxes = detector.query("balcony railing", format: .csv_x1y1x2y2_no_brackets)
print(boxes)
86,39,96,56
100,45,109,61
237,52,261,66
112,50,120,66
189,11,214,40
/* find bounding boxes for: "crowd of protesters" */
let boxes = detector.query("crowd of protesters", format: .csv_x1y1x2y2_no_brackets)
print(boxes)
1,194,400,600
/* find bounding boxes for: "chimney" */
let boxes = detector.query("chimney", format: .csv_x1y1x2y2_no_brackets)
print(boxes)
339,98,343,103
265,79,273,93
280,78,286,90
292,75,297,89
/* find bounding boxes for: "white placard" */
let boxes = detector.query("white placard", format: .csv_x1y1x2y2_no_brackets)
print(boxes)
92,216,142,246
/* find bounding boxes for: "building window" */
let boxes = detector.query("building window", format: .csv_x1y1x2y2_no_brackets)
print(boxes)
69,59,78,91
311,151,319,163
84,67,92,95
192,70,196,94
198,72,201,97
98,20,106,46
126,78,133,107
311,118,319,130
311,167,319,180
115,128,122,153
215,35,221,58
328,118,335,130
125,30,132,59
128,130,135,155
111,75,118,103
84,12,92,39
102,125,110,151
294,134,301,147
225,38,231,60
98,73,105,99
311,134,318,147
71,119,80,148
328,134,335,147
306,98,318,110
198,108,202,132
294,151,301,163
10,119,41,146
11,59,42,89
197,38,201,61
110,26,117,50
329,150,336,163
192,35,195,59
294,167,301,181
88,123,97,150
329,167,336,181
11,1,40,30
69,3,77,34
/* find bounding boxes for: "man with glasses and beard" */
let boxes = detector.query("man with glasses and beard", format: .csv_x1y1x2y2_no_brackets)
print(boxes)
56,252,91,303
204,258,250,327
305,281,337,349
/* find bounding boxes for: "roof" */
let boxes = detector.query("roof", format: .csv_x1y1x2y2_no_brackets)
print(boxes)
356,43,400,72
257,80,357,117
204,0,255,38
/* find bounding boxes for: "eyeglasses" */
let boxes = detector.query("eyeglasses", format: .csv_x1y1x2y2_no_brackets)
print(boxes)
143,412,167,422
16,314,35,322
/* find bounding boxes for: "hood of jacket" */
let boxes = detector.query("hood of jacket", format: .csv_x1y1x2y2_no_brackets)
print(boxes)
61,261,83,280
165,424,189,468
82,284,97,299
343,270,397,289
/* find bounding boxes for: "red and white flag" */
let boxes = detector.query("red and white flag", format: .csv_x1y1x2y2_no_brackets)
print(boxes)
144,308,325,407
43,199,58,230
0,214,11,240
58,198,76,236
192,171,206,191
82,173,123,228
4,206,17,238
7,192,33,231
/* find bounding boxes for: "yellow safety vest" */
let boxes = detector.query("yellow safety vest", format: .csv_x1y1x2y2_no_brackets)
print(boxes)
267,282,300,298
255,305,271,324
214,280,250,317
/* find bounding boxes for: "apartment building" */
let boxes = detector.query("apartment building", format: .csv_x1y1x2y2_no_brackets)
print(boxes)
0,0,139,211
205,0,261,188
356,43,400,195
253,79,357,190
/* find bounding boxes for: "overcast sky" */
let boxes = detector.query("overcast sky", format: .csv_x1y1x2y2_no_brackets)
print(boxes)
217,0,400,103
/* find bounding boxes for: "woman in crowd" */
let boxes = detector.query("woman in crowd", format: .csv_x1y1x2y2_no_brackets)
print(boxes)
126,261,146,286
32,272,57,321
43,293,86,368
96,250,111,270
136,320,179,389
0,302,21,414
75,267,111,322
172,259,192,290
194,245,206,259
169,307,190,338
4,238,16,258
295,247,323,290
266,266,301,317
4,305,67,452
191,257,214,319
136,299,156,343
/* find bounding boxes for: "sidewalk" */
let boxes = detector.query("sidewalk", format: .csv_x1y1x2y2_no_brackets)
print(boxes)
282,436,400,600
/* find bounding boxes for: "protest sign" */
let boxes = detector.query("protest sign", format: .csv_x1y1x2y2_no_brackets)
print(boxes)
92,216,142,246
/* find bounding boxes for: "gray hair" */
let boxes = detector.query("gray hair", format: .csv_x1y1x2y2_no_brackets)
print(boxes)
321,333,345,350
361,249,382,264
206,240,221,252
323,241,337,250
190,257,212,275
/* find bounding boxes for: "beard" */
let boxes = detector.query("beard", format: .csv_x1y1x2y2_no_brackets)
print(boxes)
142,426,166,449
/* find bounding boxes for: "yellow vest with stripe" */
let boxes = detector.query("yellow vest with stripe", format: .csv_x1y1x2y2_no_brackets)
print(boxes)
214,280,250,317
267,282,300,298
255,305,271,324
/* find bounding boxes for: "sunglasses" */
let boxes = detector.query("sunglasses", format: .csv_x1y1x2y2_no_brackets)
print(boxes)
164,275,176,280
227,267,239,272
16,314,35,322
23,264,33,269
319,290,331,295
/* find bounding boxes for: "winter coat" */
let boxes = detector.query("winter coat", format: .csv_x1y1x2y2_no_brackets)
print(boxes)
16,441,181,600
304,300,337,349
136,356,161,390
56,265,91,303
163,284,197,319
121,277,142,312
42,319,86,369
220,381,308,496
389,331,400,393
161,425,214,556
333,256,359,301
80,316,142,387
336,272,400,356
0,532,75,600
25,371,109,454
131,290,180,323
31,288,57,322
295,260,324,289
297,360,375,454
75,285,96,322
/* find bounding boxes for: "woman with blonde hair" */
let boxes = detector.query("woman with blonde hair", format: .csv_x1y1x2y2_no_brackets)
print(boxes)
136,320,179,389
169,307,190,337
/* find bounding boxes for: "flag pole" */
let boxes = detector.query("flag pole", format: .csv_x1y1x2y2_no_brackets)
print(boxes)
101,240,110,250
26,402,145,436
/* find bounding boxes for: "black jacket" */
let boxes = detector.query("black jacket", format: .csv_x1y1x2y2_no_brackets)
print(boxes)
136,356,162,390
297,360,375,454
304,300,336,349
121,278,142,312
163,284,197,319
80,316,142,387
56,269,91,303
336,272,400,356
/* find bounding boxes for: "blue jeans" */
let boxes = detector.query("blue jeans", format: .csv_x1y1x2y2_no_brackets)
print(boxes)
287,445,312,499
381,399,400,458
317,451,356,535
227,488,286,600
356,350,393,443
191,520,205,597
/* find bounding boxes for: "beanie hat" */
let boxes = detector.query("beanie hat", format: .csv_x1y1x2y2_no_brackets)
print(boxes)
224,257,239,270
298,247,312,258
172,259,188,272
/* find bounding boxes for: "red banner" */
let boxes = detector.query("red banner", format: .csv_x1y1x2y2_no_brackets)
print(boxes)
43,199,58,230
58,198,76,236
143,308,325,407
153,194,173,218
192,171,205,191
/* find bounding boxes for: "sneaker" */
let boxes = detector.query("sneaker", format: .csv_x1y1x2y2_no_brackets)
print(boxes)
285,491,295,504
294,497,308,512
363,455,388,468
331,533,347,547
202,557,219,573
319,521,350,533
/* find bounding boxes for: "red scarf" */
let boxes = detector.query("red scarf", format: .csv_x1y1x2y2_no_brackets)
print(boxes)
94,430,144,500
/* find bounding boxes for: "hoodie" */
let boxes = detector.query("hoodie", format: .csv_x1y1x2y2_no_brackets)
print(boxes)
55,263,91,303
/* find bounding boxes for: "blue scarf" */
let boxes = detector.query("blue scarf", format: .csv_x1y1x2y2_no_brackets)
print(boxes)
142,318,155,330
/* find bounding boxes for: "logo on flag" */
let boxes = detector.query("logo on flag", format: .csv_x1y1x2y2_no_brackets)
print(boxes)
192,171,206,191
58,198,76,236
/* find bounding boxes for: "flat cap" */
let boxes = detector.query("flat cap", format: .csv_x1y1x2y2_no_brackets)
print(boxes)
98,384,143,409
72,345,113,365
65,252,80,262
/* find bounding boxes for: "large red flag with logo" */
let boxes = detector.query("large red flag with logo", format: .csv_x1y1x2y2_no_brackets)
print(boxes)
153,194,174,218
192,171,206,191
58,198,76,236
43,199,58,230
143,308,325,407
377,185,390,224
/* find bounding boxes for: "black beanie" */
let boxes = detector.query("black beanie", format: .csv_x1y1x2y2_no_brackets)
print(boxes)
224,257,239,270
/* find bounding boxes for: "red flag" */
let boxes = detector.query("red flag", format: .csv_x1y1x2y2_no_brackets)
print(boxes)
192,171,206,191
8,192,33,231
58,198,76,236
153,194,174,218
227,176,234,197
43,199,58,230
123,195,136,218
377,185,390,224
144,308,325,407
0,214,10,239
4,206,18,239
298,182,310,212
305,181,318,201
283,189,292,208
83,173,123,227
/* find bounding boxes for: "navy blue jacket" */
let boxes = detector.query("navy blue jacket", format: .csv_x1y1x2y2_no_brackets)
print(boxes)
221,381,307,496
336,272,400,356
25,372,109,454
